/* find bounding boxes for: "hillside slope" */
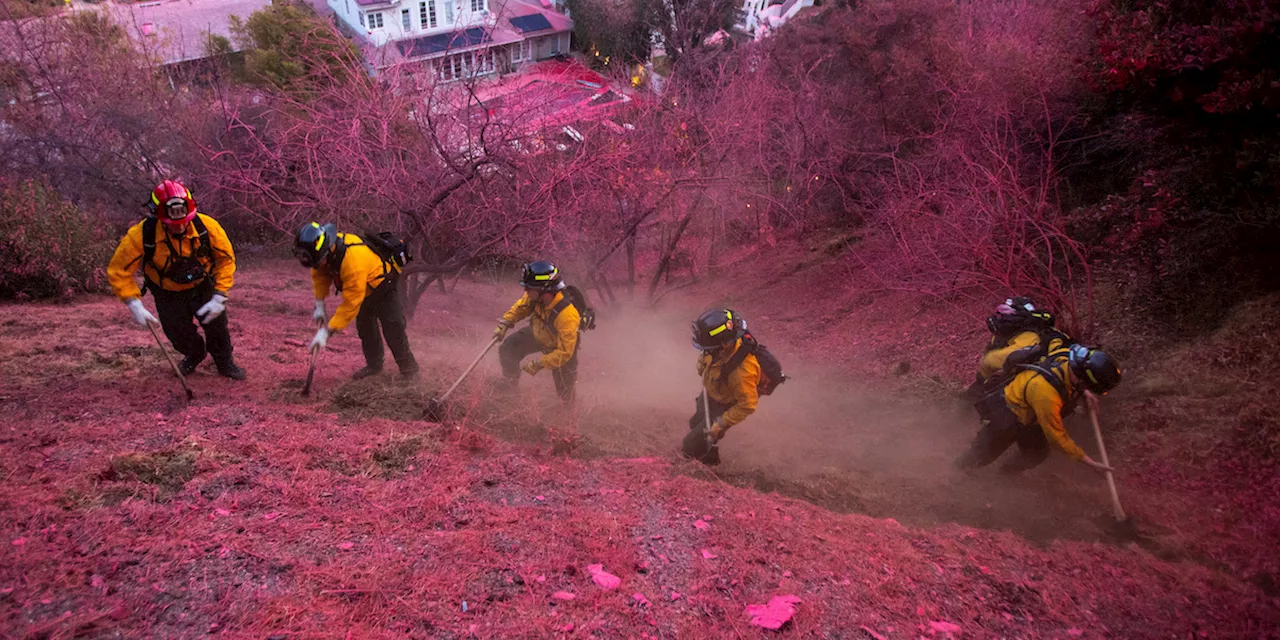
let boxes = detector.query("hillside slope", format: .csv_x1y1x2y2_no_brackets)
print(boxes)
0,260,1276,638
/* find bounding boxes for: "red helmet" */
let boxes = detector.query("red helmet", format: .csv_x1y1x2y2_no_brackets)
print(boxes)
150,180,196,228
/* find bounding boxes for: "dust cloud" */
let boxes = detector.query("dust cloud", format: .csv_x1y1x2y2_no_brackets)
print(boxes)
413,278,1124,544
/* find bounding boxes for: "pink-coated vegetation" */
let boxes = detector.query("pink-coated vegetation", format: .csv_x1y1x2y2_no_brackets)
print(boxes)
1,0,1278,636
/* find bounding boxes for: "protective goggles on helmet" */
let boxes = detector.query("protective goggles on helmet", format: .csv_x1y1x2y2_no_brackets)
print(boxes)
164,199,188,218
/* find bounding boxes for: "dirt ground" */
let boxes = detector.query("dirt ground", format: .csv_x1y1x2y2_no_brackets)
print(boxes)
0,257,1276,637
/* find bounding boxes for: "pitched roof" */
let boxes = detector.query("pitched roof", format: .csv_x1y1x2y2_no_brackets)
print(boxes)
109,0,272,65
508,13,552,33
394,26,489,58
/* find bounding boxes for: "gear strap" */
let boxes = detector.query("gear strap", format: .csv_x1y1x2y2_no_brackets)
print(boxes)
141,215,213,292
717,333,757,386
325,235,393,294
1015,359,1077,416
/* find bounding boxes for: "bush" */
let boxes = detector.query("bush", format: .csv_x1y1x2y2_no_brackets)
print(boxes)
0,180,113,300
0,0,62,19
1071,0,1280,330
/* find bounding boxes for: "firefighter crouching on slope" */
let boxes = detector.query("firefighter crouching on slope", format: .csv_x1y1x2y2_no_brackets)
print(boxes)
682,309,760,466
968,296,1071,399
106,180,245,380
492,261,580,403
294,222,419,380
956,344,1121,474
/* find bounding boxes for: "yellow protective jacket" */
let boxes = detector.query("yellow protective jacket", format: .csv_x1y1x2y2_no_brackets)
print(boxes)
107,213,236,300
698,338,761,432
500,291,580,370
978,330,1070,380
1003,357,1085,461
310,233,396,332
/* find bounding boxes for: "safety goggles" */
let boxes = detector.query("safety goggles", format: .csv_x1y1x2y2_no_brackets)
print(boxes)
292,245,316,267
164,199,188,220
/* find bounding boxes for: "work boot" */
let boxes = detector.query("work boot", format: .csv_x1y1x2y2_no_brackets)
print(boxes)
351,366,383,380
179,354,204,376
701,445,721,466
399,367,419,382
681,429,720,465
215,360,247,381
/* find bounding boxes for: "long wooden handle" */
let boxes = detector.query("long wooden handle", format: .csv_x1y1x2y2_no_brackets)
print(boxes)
147,321,194,399
1089,405,1126,521
439,336,500,403
301,347,318,396
702,390,714,442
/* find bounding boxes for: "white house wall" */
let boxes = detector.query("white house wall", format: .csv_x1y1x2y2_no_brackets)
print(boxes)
329,0,491,46
532,32,567,59
736,0,812,39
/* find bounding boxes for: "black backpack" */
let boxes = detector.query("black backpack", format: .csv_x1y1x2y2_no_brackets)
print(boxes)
720,331,786,396
975,352,1077,420
359,230,412,270
138,215,214,295
550,284,597,332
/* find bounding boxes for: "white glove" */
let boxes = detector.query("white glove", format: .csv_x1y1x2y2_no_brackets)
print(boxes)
310,327,330,352
125,298,159,327
196,294,228,325
312,299,326,325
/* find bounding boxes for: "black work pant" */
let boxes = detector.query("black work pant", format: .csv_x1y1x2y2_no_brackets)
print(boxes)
499,325,578,402
955,395,1050,474
149,279,232,365
682,392,731,464
356,280,418,373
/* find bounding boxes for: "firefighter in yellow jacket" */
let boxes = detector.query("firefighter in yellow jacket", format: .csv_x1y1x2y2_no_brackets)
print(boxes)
492,261,580,402
294,222,419,380
681,309,760,465
956,344,1121,474
106,180,244,380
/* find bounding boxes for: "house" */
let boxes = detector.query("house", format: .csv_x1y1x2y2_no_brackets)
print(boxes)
107,0,273,66
329,0,572,80
736,0,814,40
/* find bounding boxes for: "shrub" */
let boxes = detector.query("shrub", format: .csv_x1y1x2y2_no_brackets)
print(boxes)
1072,0,1280,329
0,180,113,300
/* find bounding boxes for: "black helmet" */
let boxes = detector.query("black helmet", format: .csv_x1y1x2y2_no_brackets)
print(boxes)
691,308,745,351
520,260,565,291
1068,345,1122,394
987,296,1055,335
293,222,337,268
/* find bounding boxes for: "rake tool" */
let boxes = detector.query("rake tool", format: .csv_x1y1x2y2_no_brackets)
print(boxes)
301,346,319,397
681,391,720,465
425,335,500,421
1089,400,1140,539
146,320,194,400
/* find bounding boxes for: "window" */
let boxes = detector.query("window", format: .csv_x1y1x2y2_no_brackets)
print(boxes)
420,0,437,28
510,40,531,62
368,11,384,28
470,0,484,12
443,0,453,23
402,8,411,29
435,55,461,82
435,49,496,82
358,11,365,26
475,48,494,73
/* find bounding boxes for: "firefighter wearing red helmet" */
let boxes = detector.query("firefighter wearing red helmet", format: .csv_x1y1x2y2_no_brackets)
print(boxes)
106,180,245,380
